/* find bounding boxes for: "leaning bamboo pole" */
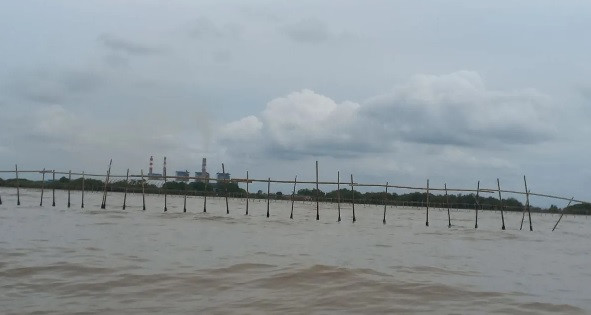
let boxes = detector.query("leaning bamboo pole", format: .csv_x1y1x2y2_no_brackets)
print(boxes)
553,197,575,231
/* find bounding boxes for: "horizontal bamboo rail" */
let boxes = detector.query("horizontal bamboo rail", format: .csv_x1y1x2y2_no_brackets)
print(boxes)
1,169,588,205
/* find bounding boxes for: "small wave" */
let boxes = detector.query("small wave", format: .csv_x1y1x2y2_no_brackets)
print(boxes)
205,263,277,275
0,263,114,278
395,265,479,276
517,302,584,314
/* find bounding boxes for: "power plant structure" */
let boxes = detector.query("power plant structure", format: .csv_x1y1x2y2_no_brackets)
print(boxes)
194,158,210,183
147,156,223,183
175,170,190,182
216,162,231,182
147,156,162,179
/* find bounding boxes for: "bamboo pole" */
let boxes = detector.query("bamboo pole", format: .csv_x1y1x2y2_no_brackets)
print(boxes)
351,174,356,223
40,168,46,206
123,169,129,210
520,177,529,230
15,164,20,206
552,197,574,231
223,163,229,215
141,170,146,210
52,170,56,207
525,176,533,231
163,163,168,212
475,181,480,229
67,170,71,208
203,179,208,213
81,171,85,209
101,159,112,209
426,179,429,227
383,182,388,224
497,179,505,230
290,175,297,219
337,171,341,222
315,161,320,221
266,177,270,218
445,183,451,228
246,171,249,215
183,185,187,213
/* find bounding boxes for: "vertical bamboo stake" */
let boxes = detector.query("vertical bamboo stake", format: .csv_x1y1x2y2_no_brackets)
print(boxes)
553,197,574,231
222,163,229,214
52,170,56,207
337,171,341,222
203,180,208,213
40,168,46,206
315,161,320,221
67,170,71,208
266,177,271,218
475,181,480,229
497,179,505,230
123,169,129,210
524,176,533,231
383,182,388,224
425,179,429,227
183,182,187,213
81,171,85,209
290,175,297,219
246,171,249,215
140,169,146,210
163,162,168,212
15,164,20,206
351,174,356,223
445,183,451,228
101,159,112,209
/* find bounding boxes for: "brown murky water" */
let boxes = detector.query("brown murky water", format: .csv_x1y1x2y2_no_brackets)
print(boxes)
1,188,590,314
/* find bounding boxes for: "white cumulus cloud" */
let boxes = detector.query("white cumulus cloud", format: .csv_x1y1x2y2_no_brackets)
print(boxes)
220,71,555,159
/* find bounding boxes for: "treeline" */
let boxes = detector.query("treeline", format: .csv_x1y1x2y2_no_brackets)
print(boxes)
294,188,528,211
1,177,588,213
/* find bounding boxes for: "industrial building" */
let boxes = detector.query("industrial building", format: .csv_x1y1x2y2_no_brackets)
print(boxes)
146,156,220,183
216,172,230,181
175,170,190,182
194,158,210,183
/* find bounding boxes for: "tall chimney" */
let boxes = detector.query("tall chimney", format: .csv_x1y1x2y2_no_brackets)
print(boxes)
149,156,153,175
202,158,206,173
163,157,167,176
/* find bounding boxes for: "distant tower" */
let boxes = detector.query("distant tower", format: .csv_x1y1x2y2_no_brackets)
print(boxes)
149,156,154,175
163,157,167,178
202,158,207,174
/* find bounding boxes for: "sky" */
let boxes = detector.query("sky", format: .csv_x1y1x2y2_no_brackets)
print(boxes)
1,0,590,206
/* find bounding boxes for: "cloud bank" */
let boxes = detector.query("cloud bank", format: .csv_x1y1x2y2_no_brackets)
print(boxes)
221,71,554,159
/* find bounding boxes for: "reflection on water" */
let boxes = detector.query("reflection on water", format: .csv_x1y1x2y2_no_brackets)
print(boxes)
0,188,589,314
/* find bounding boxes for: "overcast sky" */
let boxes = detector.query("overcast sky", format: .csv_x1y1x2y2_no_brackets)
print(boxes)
1,1,590,205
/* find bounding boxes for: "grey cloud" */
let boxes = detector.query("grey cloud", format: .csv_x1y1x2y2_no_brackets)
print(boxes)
98,34,162,55
284,18,330,44
103,54,130,68
5,68,104,104
213,50,232,63
362,71,554,147
266,140,386,160
580,86,591,101
188,17,241,40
